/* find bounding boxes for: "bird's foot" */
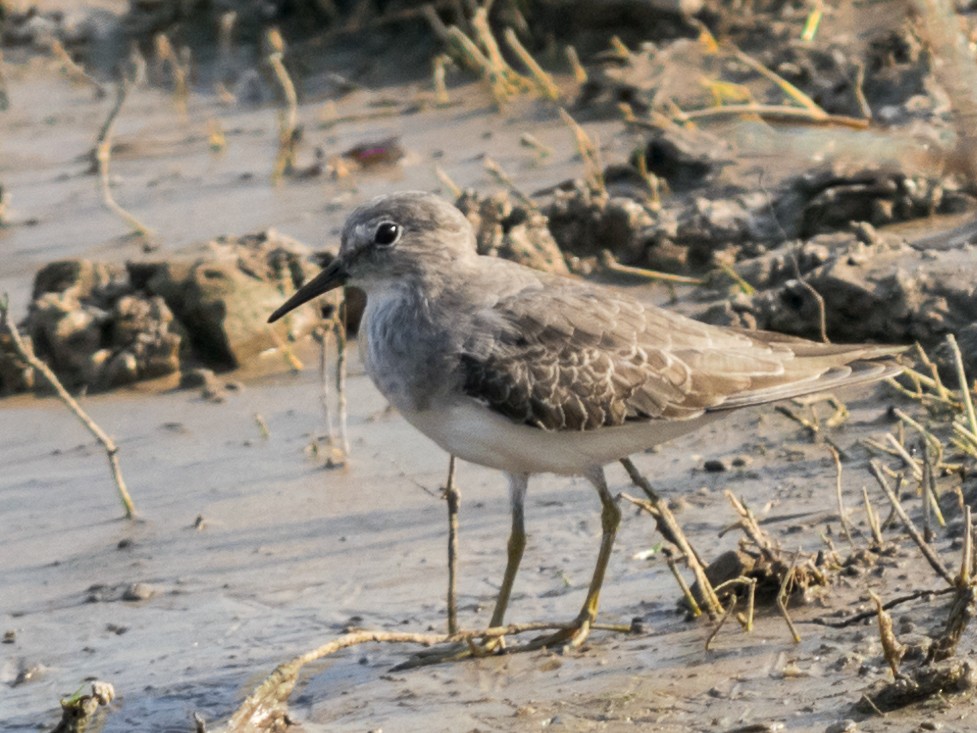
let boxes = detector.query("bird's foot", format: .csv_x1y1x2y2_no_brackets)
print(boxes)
391,635,506,670
519,615,593,652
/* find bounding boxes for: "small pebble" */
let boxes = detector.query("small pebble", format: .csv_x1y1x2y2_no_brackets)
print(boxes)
122,582,155,602
703,458,727,472
179,368,216,389
824,721,858,733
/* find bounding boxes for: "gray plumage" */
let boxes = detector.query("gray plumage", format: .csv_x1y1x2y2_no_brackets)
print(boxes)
317,192,901,443
269,191,904,650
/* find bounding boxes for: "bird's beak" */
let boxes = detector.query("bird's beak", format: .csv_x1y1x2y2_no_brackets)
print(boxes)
267,257,349,323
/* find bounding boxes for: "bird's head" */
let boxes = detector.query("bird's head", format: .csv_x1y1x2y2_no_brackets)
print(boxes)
268,191,475,323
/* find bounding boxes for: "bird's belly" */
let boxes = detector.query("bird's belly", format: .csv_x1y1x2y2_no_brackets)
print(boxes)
401,399,723,476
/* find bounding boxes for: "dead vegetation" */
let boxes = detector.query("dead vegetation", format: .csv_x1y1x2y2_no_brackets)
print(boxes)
848,338,977,712
48,681,115,733
0,295,137,519
5,0,977,730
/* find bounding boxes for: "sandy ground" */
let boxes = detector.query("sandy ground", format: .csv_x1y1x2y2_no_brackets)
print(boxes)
2,18,977,733
7,348,966,732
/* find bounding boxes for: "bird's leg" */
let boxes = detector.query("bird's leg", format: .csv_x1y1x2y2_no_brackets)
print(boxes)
461,472,529,657
391,472,528,669
489,472,528,629
524,467,621,650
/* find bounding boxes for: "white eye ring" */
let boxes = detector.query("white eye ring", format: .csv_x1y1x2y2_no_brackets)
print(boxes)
374,221,401,247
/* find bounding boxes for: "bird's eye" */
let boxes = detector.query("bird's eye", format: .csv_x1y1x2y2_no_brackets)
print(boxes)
373,222,401,247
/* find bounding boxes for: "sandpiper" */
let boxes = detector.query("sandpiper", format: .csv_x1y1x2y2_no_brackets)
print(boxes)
269,191,903,651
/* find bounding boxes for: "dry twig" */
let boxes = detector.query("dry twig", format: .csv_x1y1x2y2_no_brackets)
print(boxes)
221,620,633,730
154,34,189,114
774,403,848,459
0,297,137,518
503,27,560,101
559,108,604,194
828,445,855,548
599,251,705,285
444,455,461,634
868,460,953,586
92,80,156,241
870,590,906,678
267,28,300,181
619,457,723,616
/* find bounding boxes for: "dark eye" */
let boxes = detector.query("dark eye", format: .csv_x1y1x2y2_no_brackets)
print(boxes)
374,222,401,247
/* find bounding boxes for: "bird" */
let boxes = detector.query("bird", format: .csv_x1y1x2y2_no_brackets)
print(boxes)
268,190,904,654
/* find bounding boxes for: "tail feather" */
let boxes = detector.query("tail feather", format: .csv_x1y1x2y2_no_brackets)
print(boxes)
711,338,907,412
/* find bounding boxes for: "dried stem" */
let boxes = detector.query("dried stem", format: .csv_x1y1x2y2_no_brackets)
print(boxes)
883,432,922,480
316,326,338,451
223,620,630,730
154,34,189,115
680,103,869,129
774,404,848,459
434,164,462,198
483,156,534,208
432,54,450,105
776,552,801,643
869,590,905,679
790,251,829,343
732,48,823,115
619,457,723,617
928,504,977,661
704,594,737,651
868,460,953,586
268,28,299,181
827,445,855,548
947,334,977,447
0,297,137,519
444,455,461,634
559,107,604,194
332,300,350,459
862,485,884,547
723,492,778,563
660,550,701,617
600,251,705,285
712,576,758,633
93,80,156,241
565,45,587,84
503,27,560,101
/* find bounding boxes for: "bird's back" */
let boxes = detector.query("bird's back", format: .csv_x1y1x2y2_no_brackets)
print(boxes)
450,257,903,433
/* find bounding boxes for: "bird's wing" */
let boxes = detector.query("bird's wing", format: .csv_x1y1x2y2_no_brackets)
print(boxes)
459,275,902,432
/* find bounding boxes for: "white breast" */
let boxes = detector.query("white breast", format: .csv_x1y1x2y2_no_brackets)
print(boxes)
402,396,722,476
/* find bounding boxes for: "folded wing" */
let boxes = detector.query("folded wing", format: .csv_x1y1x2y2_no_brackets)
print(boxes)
459,275,903,432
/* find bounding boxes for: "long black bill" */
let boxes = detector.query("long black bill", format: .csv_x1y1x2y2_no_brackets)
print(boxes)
267,258,349,323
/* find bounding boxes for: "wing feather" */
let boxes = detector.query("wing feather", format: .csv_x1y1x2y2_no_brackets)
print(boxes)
459,270,903,432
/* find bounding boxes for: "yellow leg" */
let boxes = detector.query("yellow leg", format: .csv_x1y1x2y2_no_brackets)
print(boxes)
577,468,621,631
392,472,528,669
526,466,620,650
489,472,528,628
